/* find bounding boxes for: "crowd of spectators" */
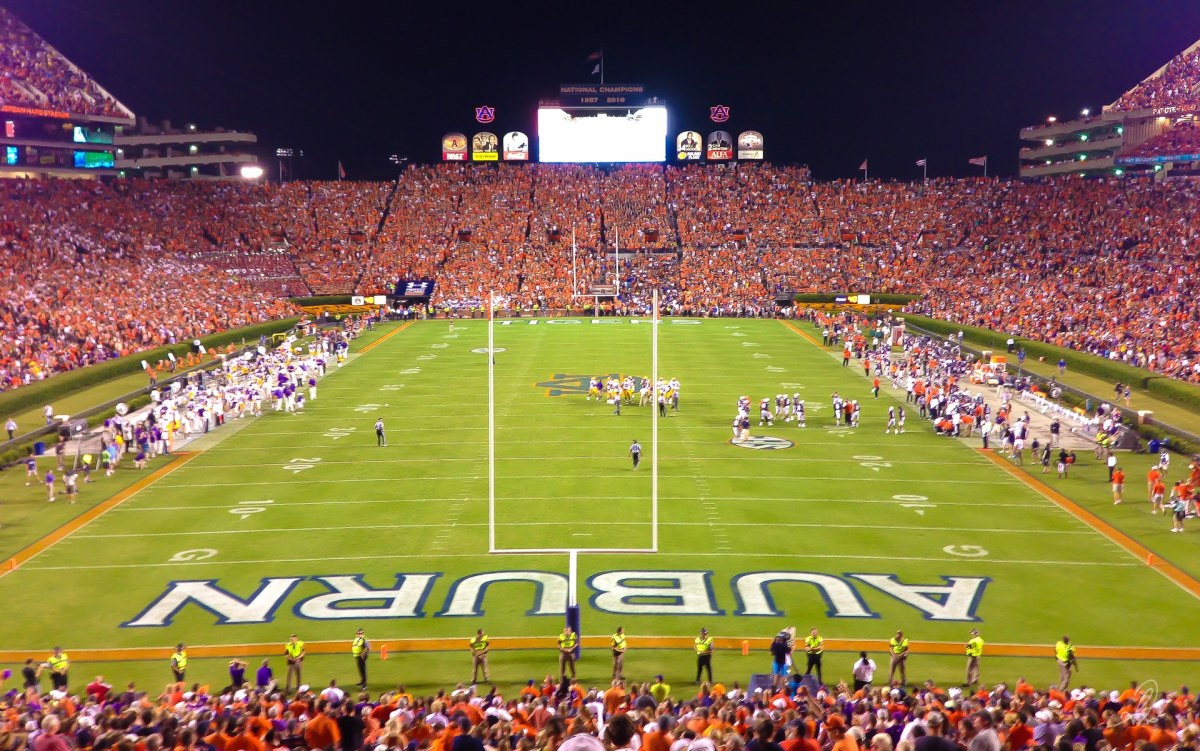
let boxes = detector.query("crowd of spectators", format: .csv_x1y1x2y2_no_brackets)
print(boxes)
0,8,131,119
1126,125,1200,158
2,665,1199,751
6,164,1200,391
1111,44,1200,112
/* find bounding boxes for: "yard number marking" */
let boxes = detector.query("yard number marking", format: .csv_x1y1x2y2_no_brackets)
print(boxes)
853,454,893,472
323,427,356,440
282,457,322,474
230,499,275,519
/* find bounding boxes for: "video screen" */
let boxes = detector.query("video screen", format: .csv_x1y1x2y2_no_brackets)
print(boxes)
73,150,115,169
538,106,667,163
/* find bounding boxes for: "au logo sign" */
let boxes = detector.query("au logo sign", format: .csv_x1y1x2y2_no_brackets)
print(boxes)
125,570,990,627
731,436,794,450
536,372,642,397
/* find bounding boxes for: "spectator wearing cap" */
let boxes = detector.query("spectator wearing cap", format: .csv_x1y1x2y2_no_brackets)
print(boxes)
171,643,188,682
650,674,672,704
968,711,999,751
694,628,715,685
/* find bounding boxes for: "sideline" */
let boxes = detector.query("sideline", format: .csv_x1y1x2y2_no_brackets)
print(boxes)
357,320,414,355
778,318,1200,600
979,450,1200,602
0,452,199,577
0,636,1192,664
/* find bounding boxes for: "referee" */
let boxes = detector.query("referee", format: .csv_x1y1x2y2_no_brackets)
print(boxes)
375,417,387,447
629,439,642,470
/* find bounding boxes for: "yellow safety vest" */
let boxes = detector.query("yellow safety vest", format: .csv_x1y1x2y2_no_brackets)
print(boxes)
695,637,713,655
1055,641,1074,662
172,650,188,670
558,632,577,650
890,638,909,655
805,636,824,654
966,637,984,658
612,633,627,652
352,636,367,657
286,640,305,658
48,653,69,673
471,634,489,653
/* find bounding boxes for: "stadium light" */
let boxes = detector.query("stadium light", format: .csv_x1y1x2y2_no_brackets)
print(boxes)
1079,134,1088,142
1082,108,1090,117
1045,139,1054,146
240,165,265,180
1114,169,1124,176
1117,126,1124,134
1048,116,1057,123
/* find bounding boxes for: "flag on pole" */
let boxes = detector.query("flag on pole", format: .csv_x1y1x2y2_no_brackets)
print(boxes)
586,51,603,61
591,64,600,75
337,161,346,180
915,159,926,167
858,159,868,171
968,156,988,167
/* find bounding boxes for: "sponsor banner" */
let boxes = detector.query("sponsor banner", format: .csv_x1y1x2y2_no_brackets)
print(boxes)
351,295,365,306
442,132,468,161
472,132,498,161
372,295,388,305
394,279,435,298
1150,103,1200,117
737,130,764,160
707,131,733,160
676,130,703,160
588,283,618,296
559,83,648,107
503,131,530,160
1115,153,1200,165
590,319,624,324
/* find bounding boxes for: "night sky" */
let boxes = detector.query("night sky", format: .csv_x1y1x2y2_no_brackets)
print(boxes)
7,0,1200,180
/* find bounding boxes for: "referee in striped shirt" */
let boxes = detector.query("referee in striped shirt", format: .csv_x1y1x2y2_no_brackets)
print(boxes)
629,439,642,470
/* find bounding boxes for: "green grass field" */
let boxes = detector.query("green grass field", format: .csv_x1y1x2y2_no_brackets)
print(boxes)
3,317,1199,694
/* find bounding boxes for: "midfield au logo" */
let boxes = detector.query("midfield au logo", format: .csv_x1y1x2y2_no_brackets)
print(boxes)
535,373,642,397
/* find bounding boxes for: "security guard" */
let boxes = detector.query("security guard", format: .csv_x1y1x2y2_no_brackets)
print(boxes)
804,628,824,685
557,626,577,680
1054,635,1077,690
965,629,984,689
694,628,714,685
352,629,370,689
284,633,306,692
170,644,188,683
611,626,627,679
888,630,909,686
46,647,70,691
470,628,491,683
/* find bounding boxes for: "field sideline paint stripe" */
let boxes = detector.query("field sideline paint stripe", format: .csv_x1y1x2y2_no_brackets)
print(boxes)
356,321,414,354
0,636,1184,663
178,456,991,468
19,550,1135,572
0,452,199,577
72,520,1101,539
153,475,1018,488
979,450,1200,602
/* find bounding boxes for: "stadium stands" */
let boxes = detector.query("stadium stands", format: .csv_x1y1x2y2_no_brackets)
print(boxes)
1,667,1193,751
1111,42,1200,112
0,7,132,119
1125,123,1200,157
5,166,1200,390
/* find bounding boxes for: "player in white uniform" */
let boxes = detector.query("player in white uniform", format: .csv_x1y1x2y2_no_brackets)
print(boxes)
795,399,806,428
1159,450,1171,476
759,398,774,426
850,400,860,428
885,406,897,434
669,378,681,411
831,392,843,425
898,407,906,433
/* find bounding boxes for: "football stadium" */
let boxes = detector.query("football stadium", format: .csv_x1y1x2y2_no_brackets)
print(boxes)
5,5,1200,751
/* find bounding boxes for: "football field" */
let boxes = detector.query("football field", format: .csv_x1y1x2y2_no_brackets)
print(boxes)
3,317,1200,691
